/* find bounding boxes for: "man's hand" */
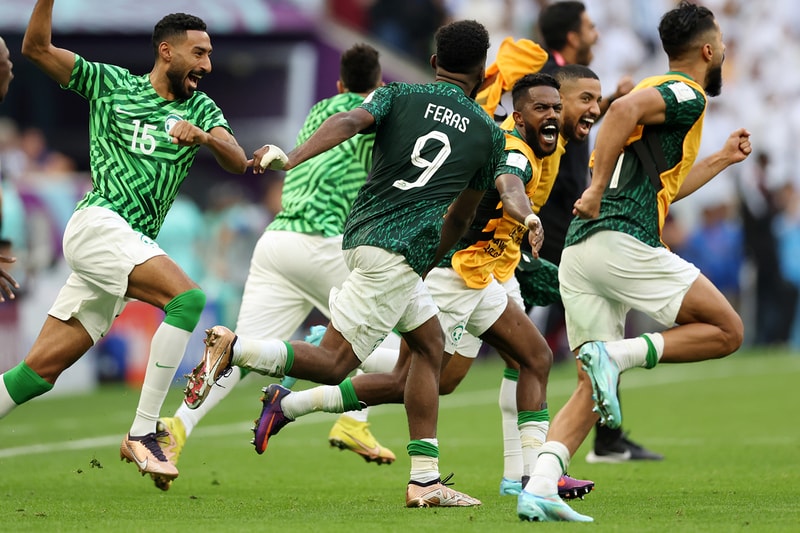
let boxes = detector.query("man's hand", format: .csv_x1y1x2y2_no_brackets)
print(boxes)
613,75,635,101
168,120,209,146
248,144,289,174
0,254,19,302
573,186,604,219
525,213,544,257
724,128,752,164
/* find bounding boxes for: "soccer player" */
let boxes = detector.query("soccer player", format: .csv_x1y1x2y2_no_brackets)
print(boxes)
156,44,396,489
0,34,20,300
517,1,752,521
186,19,503,507
228,71,575,501
441,64,604,498
2,0,247,489
533,0,662,463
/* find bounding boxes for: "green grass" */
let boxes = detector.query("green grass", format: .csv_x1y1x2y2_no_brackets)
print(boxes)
1,349,799,532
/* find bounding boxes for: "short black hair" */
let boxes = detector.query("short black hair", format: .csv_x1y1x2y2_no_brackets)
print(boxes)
553,64,599,85
659,1,717,60
434,20,490,74
340,43,381,93
511,72,560,110
152,13,207,58
538,1,586,52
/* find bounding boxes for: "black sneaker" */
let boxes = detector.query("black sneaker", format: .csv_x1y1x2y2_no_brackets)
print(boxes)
586,432,664,463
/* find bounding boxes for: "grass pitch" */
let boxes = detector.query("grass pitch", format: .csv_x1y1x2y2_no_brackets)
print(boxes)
1,348,799,532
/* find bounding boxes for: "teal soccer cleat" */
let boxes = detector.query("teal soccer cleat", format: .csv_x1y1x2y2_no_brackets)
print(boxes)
499,477,522,496
517,491,594,522
577,341,622,429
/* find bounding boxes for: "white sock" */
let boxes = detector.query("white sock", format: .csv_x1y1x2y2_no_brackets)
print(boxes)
409,454,440,484
130,323,190,436
343,406,369,423
605,332,664,371
174,366,243,437
527,441,570,496
359,346,399,374
281,384,344,419
410,437,440,484
499,376,523,481
0,377,17,418
520,421,549,478
234,337,289,377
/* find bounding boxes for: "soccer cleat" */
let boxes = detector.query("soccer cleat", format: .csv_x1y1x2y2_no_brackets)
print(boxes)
558,474,594,500
587,432,664,463
577,341,622,429
252,384,293,455
499,477,522,496
151,417,187,491
120,432,179,489
406,474,482,507
517,491,594,522
183,326,237,410
328,414,396,465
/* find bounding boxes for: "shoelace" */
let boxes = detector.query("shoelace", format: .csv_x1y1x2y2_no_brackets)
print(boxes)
140,431,170,462
440,472,456,487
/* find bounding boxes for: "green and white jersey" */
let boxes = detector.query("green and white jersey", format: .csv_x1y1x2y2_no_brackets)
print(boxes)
268,92,373,237
67,54,231,239
343,81,505,275
565,73,706,249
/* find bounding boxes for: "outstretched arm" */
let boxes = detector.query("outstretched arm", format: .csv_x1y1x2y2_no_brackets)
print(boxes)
674,128,752,202
250,108,375,173
168,122,247,174
22,0,75,86
496,173,543,255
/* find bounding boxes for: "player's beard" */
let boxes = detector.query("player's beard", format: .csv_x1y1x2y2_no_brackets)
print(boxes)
575,42,593,67
525,121,558,159
166,67,193,100
705,63,723,97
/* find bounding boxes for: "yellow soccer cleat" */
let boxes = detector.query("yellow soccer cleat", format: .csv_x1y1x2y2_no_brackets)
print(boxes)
328,414,396,465
151,417,187,491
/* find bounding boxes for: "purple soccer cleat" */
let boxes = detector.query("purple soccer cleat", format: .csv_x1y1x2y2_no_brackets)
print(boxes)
558,474,595,500
252,384,294,455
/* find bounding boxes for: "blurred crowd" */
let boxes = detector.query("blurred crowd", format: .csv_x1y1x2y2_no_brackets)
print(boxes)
2,0,799,378
320,0,800,350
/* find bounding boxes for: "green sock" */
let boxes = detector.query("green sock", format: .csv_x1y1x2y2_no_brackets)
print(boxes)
503,367,520,381
518,408,549,425
283,341,295,375
407,439,440,458
3,361,53,404
641,334,659,369
337,377,362,412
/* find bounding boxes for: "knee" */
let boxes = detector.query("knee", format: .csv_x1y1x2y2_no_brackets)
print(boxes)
519,344,553,378
164,288,206,332
717,313,744,357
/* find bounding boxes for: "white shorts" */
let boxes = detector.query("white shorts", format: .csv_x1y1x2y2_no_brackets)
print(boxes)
48,206,166,342
330,246,438,361
425,267,510,358
559,230,700,350
235,231,350,339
